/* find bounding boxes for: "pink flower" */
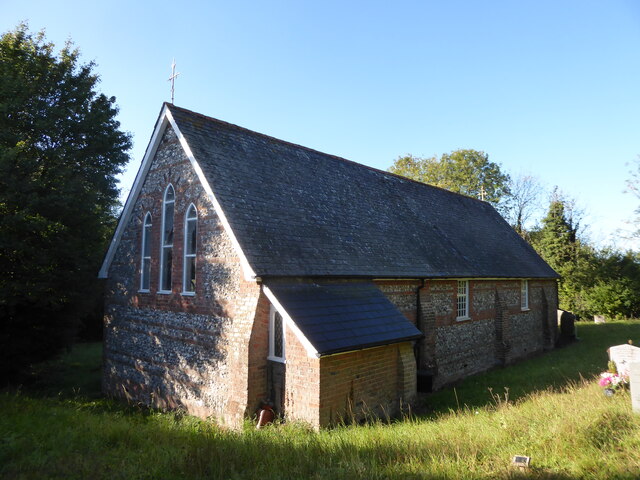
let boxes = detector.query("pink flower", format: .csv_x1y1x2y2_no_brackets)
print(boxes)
598,371,629,390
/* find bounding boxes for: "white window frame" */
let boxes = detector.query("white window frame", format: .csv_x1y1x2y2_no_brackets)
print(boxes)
456,280,470,321
159,184,175,293
182,203,197,295
268,304,286,363
521,280,529,310
139,212,152,292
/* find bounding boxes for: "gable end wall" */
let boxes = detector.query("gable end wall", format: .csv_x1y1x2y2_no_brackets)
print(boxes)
103,125,260,427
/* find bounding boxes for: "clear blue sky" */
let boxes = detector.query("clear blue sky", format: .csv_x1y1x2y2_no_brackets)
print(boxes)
3,0,640,248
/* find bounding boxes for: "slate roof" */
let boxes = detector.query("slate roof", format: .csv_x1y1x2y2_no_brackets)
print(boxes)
266,281,422,356
168,104,558,279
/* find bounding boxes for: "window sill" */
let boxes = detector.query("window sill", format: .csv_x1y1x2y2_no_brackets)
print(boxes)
157,290,172,295
521,308,530,312
138,289,150,294
267,356,286,364
181,291,196,297
456,316,471,322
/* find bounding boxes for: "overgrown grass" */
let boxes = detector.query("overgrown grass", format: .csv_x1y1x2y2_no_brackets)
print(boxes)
2,321,640,479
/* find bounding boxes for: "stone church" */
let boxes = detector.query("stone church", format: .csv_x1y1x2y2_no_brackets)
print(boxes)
99,103,558,428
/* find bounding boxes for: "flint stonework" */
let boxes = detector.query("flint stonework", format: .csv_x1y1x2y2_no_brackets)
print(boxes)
100,104,560,428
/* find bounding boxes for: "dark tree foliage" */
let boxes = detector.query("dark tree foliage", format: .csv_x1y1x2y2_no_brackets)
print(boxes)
530,191,640,319
529,192,590,315
532,198,578,268
0,24,131,381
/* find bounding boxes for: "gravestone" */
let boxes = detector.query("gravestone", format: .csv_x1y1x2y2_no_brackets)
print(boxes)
556,309,576,346
594,315,606,324
630,363,640,414
608,344,640,377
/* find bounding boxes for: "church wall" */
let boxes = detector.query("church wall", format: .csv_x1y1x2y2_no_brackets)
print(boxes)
377,278,558,391
103,125,260,427
318,342,416,427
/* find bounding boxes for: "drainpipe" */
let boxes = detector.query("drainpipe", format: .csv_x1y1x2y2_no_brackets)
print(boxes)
415,278,434,392
414,279,426,364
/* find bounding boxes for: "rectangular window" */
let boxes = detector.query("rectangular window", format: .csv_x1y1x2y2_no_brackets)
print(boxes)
269,306,285,362
521,280,529,310
456,280,469,320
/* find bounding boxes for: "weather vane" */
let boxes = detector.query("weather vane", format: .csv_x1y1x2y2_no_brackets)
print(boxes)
168,59,180,104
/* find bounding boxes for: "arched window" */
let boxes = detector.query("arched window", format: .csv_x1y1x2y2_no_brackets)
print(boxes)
159,184,175,292
182,204,197,294
140,212,152,291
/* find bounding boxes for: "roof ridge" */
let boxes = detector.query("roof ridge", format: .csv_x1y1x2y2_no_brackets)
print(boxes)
165,102,490,206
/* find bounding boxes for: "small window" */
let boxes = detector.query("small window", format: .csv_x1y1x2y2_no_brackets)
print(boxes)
269,305,285,362
456,280,469,320
159,184,175,292
182,204,197,294
521,280,529,310
140,213,152,291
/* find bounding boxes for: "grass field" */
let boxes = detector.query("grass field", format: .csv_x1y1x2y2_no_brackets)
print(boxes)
2,320,640,479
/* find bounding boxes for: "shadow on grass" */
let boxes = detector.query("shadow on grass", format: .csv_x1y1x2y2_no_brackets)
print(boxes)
4,342,174,421
1,390,584,480
3,327,639,479
10,322,640,421
17,342,103,399
421,320,640,416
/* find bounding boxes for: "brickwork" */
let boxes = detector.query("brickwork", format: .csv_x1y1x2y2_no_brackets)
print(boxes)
318,342,416,426
103,125,261,427
282,321,321,427
246,293,270,416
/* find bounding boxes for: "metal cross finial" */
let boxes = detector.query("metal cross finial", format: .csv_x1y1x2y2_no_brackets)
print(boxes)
480,186,486,201
168,59,180,104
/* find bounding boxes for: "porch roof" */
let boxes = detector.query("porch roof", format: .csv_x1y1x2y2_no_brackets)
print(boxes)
265,281,422,356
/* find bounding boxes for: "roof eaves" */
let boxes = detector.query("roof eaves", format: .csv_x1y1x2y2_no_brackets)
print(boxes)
257,272,560,281
318,334,424,357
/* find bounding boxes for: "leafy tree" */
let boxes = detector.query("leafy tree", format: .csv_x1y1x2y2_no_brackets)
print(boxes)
0,24,131,381
531,194,577,267
582,249,640,319
529,190,593,315
389,149,511,210
525,189,640,320
583,278,635,318
531,190,640,319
